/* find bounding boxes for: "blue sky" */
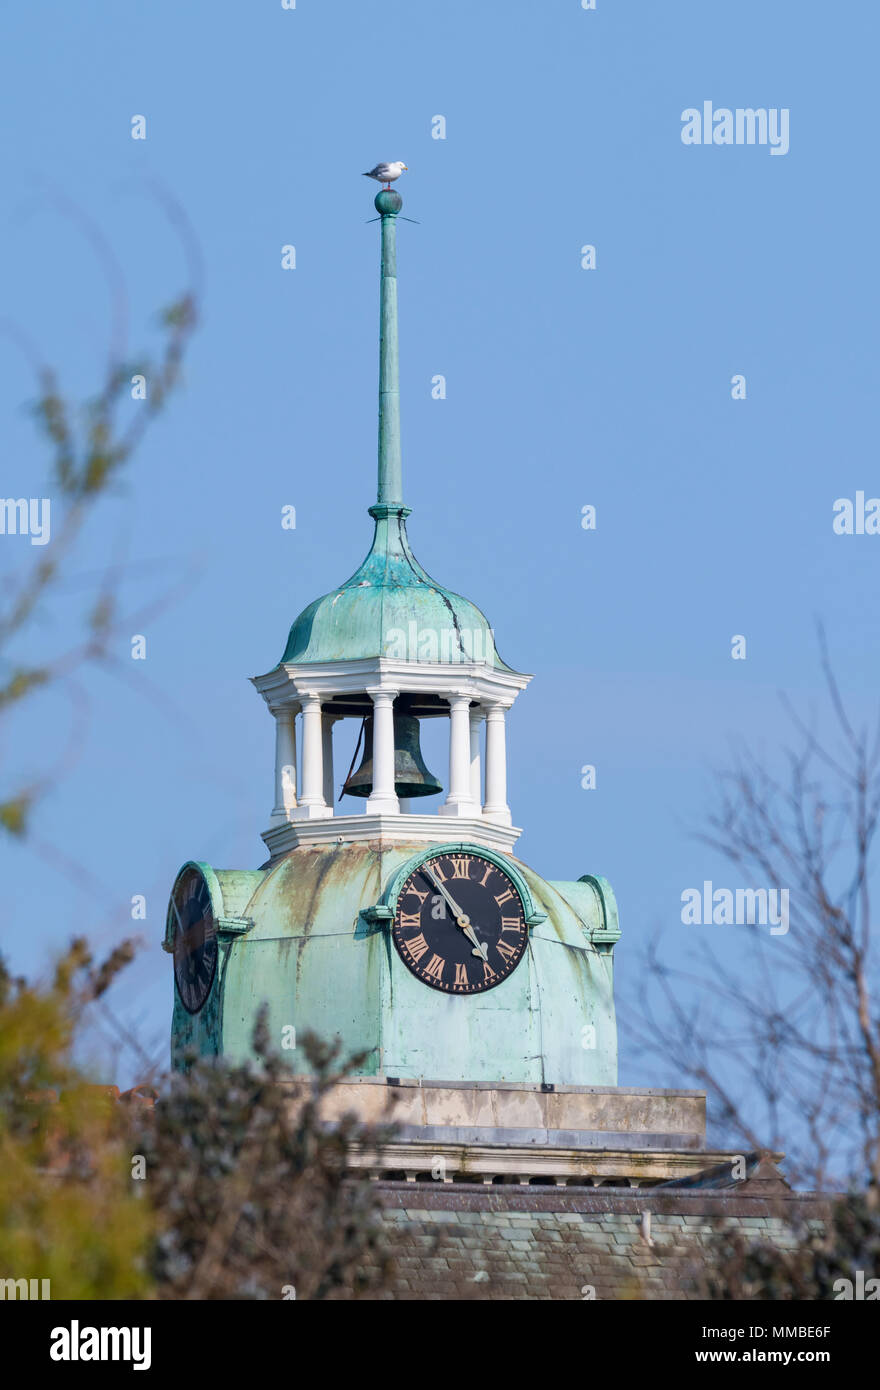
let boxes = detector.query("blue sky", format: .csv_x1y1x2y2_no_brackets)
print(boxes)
1,1,877,1131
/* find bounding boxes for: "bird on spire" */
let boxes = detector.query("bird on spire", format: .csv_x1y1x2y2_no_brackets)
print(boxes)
363,161,408,190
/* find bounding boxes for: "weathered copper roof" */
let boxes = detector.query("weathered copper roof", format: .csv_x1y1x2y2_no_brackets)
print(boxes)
172,841,620,1087
279,507,515,670
275,189,519,674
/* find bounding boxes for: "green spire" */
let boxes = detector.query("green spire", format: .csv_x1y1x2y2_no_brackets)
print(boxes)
274,184,519,675
374,188,404,512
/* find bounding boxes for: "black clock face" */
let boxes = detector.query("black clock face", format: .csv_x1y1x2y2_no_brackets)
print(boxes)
169,866,218,1014
392,851,528,995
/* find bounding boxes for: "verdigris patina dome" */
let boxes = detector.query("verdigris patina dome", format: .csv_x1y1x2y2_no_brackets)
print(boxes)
280,503,514,670
275,187,519,677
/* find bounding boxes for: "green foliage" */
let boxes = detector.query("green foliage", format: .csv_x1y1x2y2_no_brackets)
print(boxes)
0,290,198,841
0,952,393,1301
0,794,30,837
136,1019,395,1300
0,667,50,712
0,944,153,1299
30,295,195,502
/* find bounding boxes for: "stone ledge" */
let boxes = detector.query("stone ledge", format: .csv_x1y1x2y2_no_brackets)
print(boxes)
311,1078,706,1142
348,1142,749,1186
326,1078,706,1096
390,1125,704,1151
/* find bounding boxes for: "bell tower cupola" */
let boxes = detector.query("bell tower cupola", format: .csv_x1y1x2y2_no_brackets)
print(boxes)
252,187,531,858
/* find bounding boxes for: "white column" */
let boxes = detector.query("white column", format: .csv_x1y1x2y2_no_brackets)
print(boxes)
271,704,298,823
483,701,511,825
439,693,477,817
292,692,328,818
322,712,338,809
365,688,400,814
469,706,484,815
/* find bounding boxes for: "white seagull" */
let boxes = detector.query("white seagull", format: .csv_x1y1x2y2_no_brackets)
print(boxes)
363,161,408,190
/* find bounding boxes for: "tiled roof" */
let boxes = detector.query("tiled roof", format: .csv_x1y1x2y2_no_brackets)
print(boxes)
356,1180,827,1300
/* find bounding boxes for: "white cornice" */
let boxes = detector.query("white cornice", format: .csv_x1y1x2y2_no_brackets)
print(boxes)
261,812,522,858
252,658,532,712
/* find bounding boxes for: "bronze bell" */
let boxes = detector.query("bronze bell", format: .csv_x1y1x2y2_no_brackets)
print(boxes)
341,707,443,800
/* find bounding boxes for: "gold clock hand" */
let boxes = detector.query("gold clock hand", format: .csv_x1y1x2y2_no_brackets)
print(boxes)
422,866,488,960
465,927,489,961
421,865,467,921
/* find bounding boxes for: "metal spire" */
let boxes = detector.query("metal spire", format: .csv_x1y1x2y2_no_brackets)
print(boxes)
373,189,404,512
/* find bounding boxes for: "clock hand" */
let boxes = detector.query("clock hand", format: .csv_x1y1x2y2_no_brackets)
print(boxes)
421,865,467,921
171,896,186,940
421,866,489,961
171,897,209,974
467,931,489,961
455,919,488,959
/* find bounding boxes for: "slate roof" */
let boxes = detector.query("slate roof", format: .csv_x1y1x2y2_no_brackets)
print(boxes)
354,1177,828,1301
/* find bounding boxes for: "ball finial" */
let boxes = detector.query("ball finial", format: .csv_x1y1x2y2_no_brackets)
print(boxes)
375,189,403,215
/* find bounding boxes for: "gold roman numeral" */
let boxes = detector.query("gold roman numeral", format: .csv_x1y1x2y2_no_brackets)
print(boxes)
430,861,448,883
478,865,492,887
496,938,518,964
448,857,470,879
406,933,430,962
454,962,469,988
482,960,498,984
494,888,515,907
500,917,523,934
399,912,422,930
424,954,445,981
406,885,429,906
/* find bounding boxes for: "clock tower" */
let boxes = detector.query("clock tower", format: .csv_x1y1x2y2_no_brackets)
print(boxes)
167,184,631,1113
165,180,787,1233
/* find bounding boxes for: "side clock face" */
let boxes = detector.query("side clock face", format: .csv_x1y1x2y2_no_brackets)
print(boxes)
392,851,528,995
169,866,218,1014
